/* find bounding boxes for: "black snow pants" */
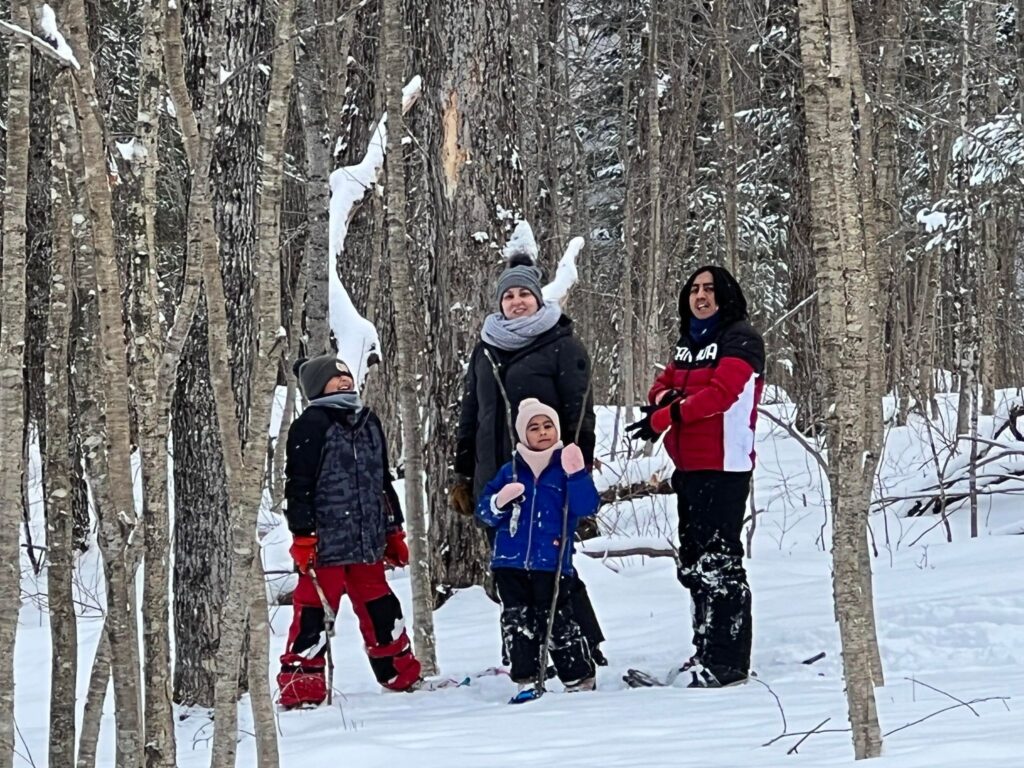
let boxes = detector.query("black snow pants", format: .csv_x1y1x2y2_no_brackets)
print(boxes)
673,469,752,679
486,526,605,655
493,568,595,685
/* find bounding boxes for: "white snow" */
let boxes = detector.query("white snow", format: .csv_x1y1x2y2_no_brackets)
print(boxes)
501,220,539,263
12,387,1024,767
916,208,947,233
542,236,584,305
115,139,136,161
0,9,80,70
36,4,81,69
326,76,423,384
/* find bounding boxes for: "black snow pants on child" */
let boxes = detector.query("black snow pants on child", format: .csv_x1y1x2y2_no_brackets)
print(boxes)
493,568,595,685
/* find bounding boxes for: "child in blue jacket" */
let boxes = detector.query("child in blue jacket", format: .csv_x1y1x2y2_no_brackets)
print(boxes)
477,397,600,692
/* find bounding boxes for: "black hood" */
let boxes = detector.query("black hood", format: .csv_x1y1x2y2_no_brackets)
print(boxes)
677,264,749,336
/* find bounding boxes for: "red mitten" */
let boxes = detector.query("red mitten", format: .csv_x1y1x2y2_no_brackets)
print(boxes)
494,482,526,511
384,529,410,568
560,443,586,475
289,535,318,574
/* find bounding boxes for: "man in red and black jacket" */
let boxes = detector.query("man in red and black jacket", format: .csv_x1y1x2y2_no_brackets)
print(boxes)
627,265,764,688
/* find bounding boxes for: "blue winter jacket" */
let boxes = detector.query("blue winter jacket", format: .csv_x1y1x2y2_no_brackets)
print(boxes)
476,449,600,574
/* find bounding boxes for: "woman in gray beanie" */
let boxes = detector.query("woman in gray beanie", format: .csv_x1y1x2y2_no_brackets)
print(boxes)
451,250,608,666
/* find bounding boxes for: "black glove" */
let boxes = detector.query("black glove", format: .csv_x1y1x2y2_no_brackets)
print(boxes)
625,414,660,442
651,389,683,408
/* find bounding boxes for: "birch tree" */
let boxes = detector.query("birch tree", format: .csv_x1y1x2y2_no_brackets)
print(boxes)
382,0,438,673
795,0,884,757
46,69,78,768
129,0,177,762
66,0,146,761
203,0,293,759
0,1,31,762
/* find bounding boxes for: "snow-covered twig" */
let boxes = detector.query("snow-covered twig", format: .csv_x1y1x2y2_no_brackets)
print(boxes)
749,676,787,740
882,696,1011,738
905,677,980,717
786,718,831,755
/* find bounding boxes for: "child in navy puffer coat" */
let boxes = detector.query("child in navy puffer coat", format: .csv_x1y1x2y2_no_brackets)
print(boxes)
477,398,600,692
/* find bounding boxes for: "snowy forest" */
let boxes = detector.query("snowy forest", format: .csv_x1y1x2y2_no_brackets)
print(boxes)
1,0,1023,766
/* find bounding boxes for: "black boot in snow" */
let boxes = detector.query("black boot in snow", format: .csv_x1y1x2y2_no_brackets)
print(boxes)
687,663,748,688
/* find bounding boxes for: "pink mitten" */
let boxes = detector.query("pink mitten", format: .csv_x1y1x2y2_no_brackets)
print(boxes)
561,444,585,475
494,482,526,511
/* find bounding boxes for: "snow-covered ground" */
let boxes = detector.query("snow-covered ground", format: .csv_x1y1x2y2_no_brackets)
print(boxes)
13,389,1024,766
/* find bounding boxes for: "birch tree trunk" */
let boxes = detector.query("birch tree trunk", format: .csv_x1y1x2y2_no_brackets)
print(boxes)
66,0,145,762
795,0,884,757
383,0,438,674
76,627,111,768
248,556,278,765
618,6,637,405
954,1,977,442
129,0,177,763
242,0,294,760
164,0,234,711
716,0,739,275
0,2,31,762
295,0,334,355
642,0,664,376
207,0,292,760
46,70,79,768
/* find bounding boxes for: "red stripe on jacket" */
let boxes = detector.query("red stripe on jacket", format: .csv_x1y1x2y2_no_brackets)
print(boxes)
648,322,765,472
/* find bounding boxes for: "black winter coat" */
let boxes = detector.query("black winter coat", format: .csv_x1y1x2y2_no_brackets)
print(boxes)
455,315,596,498
284,403,403,566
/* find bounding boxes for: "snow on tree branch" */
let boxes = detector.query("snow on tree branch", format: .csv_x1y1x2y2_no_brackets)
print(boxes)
498,221,583,306
502,220,539,264
0,5,80,69
326,75,422,384
542,237,585,306
952,111,1024,188
37,5,79,69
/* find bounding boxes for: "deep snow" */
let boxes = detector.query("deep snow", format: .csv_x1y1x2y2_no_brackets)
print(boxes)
13,389,1023,767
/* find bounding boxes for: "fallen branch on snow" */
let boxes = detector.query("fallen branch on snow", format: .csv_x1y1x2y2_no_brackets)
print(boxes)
580,544,675,559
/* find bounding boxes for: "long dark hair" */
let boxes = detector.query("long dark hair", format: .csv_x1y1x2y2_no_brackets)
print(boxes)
677,265,749,335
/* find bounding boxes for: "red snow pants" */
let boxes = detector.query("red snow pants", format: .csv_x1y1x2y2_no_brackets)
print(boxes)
277,562,421,707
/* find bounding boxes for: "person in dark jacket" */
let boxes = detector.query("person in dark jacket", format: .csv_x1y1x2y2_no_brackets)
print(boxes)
450,251,608,664
278,354,422,708
477,399,600,692
627,265,765,688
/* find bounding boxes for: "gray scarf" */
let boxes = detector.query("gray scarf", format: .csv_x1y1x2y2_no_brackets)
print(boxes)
480,304,562,351
310,392,363,412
